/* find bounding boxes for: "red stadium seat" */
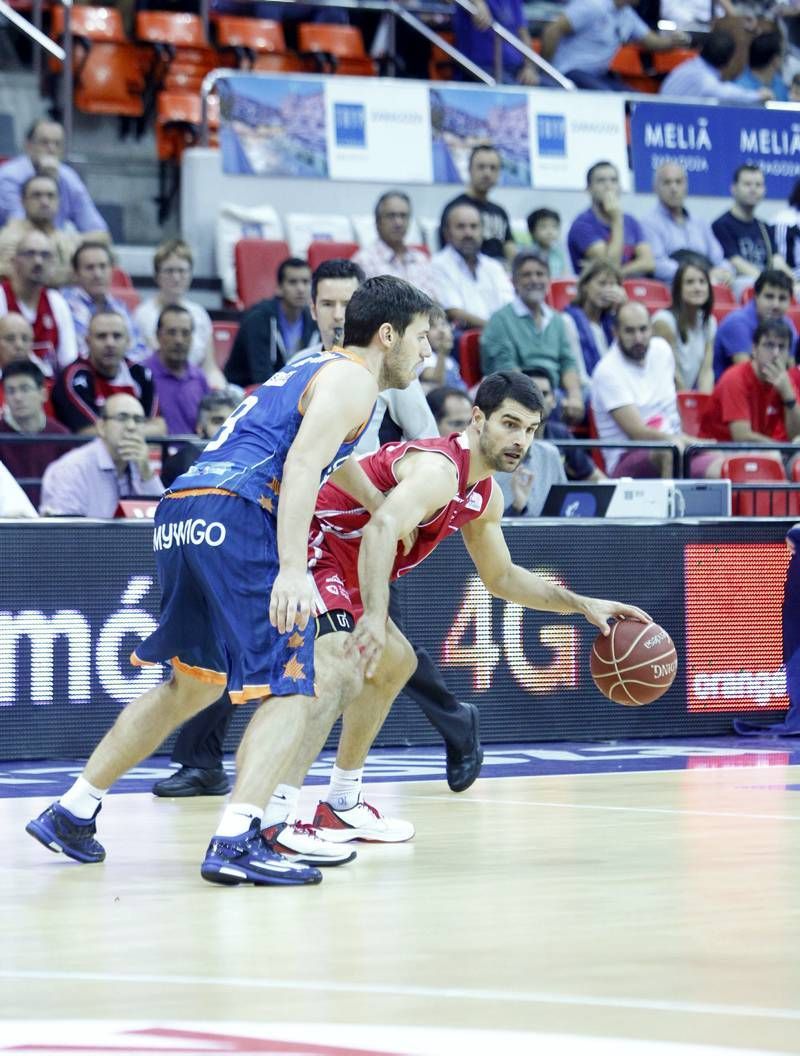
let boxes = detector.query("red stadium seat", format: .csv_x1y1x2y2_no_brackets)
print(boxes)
676,391,711,436
712,284,736,306
623,279,671,309
547,278,578,311
215,15,303,72
211,320,240,369
306,240,359,271
109,286,140,311
458,329,482,388
235,239,291,308
712,305,736,325
609,44,658,93
719,455,792,516
298,23,377,76
111,266,133,289
652,48,698,74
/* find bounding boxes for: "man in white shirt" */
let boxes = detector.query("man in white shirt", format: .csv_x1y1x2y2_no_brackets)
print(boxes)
431,202,513,331
591,302,694,478
353,191,438,299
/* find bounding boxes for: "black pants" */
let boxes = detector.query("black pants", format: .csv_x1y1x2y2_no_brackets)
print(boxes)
170,582,470,767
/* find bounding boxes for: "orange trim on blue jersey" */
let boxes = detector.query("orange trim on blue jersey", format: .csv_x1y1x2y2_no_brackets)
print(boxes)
295,349,370,440
229,684,273,704
171,655,228,685
166,487,239,500
130,651,157,668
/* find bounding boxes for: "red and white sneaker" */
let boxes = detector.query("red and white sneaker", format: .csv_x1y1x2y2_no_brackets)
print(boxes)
312,799,415,844
262,821,356,866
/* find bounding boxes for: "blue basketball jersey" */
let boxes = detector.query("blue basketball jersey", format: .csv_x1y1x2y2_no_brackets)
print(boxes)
171,349,371,511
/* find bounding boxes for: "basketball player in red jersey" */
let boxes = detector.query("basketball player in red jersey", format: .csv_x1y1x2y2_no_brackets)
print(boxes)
259,371,651,850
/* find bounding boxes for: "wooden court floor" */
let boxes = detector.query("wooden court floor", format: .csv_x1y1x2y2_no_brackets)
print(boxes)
1,763,800,1054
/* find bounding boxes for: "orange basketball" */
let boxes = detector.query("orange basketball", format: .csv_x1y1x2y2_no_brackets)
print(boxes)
590,620,678,706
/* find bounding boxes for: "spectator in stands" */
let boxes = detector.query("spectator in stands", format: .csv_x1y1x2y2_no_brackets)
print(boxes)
642,163,734,287
712,165,793,292
353,191,438,297
591,301,692,478
697,319,800,477
541,0,689,90
438,146,515,263
496,430,567,516
0,360,70,504
61,242,148,362
660,0,736,24
480,249,584,422
661,29,773,102
145,305,210,435
561,259,627,380
224,257,316,388
0,458,37,518
735,30,788,99
527,208,567,278
0,118,109,235
52,310,163,436
0,311,34,372
160,390,239,488
40,393,164,516
0,230,77,376
567,161,654,278
426,385,474,436
432,202,514,330
0,175,78,287
652,257,717,393
453,0,539,85
713,268,797,379
419,313,466,393
525,366,605,481
771,177,800,282
133,239,225,388
285,258,364,360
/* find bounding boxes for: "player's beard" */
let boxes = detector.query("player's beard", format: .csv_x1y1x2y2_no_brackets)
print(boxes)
381,336,413,390
478,427,523,473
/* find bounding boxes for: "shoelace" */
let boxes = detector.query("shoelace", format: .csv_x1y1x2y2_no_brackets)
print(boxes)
361,800,381,820
291,821,321,839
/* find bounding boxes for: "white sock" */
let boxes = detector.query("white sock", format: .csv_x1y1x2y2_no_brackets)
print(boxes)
59,776,107,820
326,766,363,811
263,784,300,828
216,803,262,838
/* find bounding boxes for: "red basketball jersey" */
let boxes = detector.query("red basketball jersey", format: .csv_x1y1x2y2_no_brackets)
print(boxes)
310,432,495,583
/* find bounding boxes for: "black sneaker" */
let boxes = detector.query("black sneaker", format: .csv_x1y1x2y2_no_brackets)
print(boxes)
152,765,230,797
446,702,484,793
200,818,323,886
26,802,106,863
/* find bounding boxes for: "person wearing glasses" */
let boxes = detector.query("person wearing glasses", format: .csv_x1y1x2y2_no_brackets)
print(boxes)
133,239,225,389
0,230,77,376
39,392,164,516
0,175,79,287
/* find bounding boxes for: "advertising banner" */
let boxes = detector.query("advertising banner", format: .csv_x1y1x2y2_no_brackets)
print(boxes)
529,91,630,191
430,86,530,186
630,101,800,199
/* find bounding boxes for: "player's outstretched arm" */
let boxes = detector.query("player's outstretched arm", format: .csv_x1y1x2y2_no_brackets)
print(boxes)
348,452,459,676
461,486,651,635
271,362,378,634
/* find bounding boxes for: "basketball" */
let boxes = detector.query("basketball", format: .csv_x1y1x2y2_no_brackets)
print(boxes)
590,620,678,706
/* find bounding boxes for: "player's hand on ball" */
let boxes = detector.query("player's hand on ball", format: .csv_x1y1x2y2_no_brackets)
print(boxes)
346,613,386,678
580,598,651,636
269,569,313,634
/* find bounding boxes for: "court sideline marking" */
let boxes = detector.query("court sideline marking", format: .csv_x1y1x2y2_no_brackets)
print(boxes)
1,970,799,1023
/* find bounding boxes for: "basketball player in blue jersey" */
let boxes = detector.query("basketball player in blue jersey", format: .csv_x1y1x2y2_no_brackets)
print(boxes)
26,276,435,887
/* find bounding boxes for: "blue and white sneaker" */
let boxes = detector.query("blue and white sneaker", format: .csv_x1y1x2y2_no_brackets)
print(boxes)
201,818,322,886
26,802,106,863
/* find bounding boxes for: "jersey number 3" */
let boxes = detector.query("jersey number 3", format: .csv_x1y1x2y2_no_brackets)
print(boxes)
204,395,258,453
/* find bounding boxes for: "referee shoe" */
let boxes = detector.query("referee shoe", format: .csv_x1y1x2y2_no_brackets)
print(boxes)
263,821,357,866
201,818,322,886
26,802,106,863
312,799,415,843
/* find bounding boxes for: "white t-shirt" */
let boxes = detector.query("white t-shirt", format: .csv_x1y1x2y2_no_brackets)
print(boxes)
132,296,212,368
431,245,513,321
590,337,680,474
0,284,77,374
651,308,716,391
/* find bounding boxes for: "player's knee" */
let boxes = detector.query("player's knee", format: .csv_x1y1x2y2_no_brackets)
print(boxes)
164,669,222,717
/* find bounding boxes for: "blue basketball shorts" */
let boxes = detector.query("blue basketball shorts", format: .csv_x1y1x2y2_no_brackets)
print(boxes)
132,489,316,701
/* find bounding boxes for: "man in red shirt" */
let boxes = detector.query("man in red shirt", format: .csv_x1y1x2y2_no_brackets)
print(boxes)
51,309,166,435
698,318,800,477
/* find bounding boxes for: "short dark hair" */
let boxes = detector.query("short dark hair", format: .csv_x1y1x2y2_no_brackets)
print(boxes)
26,117,61,142
1,359,45,386
89,308,127,331
527,208,560,237
441,198,481,235
426,385,472,424
512,247,550,278
587,160,617,186
156,303,193,331
733,163,763,184
343,276,434,347
311,258,365,302
700,29,736,70
72,239,113,272
523,366,553,389
469,144,500,168
749,31,782,71
754,269,793,296
753,318,793,346
21,173,57,199
198,390,238,415
474,371,545,418
374,190,412,222
277,257,310,285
